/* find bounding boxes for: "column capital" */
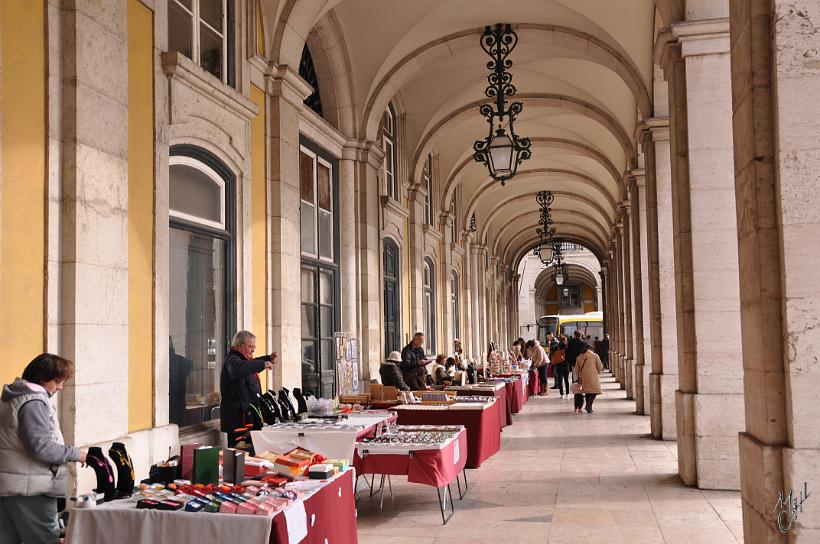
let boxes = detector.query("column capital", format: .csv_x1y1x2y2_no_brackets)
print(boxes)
671,18,730,58
264,63,313,108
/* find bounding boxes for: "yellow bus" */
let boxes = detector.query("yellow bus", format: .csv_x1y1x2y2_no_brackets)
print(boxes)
537,312,604,346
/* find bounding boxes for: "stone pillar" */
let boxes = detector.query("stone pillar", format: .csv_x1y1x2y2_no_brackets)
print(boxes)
646,116,679,441
339,145,359,339
477,246,488,363
265,66,312,390
407,187,426,335
731,0,820,539
610,242,624,384
469,242,482,362
59,0,130,452
620,210,634,397
355,143,384,383
665,17,744,490
441,213,454,355
631,172,649,415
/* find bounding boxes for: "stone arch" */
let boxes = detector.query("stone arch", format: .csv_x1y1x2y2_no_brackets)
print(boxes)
512,238,605,272
357,24,651,141
490,208,611,256
505,228,607,265
302,11,357,136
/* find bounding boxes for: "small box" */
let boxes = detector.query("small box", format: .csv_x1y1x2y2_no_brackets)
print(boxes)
308,464,334,480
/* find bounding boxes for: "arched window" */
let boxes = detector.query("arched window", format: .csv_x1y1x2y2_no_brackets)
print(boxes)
383,239,401,356
422,153,433,225
423,257,436,353
299,44,323,116
168,147,235,428
451,271,461,342
381,104,398,200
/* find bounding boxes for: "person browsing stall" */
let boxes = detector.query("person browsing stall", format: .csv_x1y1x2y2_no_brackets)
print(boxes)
400,332,430,391
0,353,88,544
525,339,550,396
220,330,277,446
380,351,410,391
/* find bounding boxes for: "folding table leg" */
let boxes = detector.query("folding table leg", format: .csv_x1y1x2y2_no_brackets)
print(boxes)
378,474,386,510
436,484,455,525
387,475,394,503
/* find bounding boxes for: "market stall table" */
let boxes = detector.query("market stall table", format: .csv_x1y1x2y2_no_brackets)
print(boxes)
391,400,500,468
528,368,540,397
250,411,396,459
446,382,510,427
65,469,358,544
353,426,468,524
493,374,527,413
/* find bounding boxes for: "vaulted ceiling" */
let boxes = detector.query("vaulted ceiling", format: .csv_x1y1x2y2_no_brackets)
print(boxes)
263,0,656,267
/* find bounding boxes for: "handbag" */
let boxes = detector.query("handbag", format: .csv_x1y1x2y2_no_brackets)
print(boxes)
570,382,582,395
551,349,566,364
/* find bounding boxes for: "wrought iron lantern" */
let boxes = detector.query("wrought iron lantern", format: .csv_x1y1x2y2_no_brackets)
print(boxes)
552,242,568,286
473,24,531,186
533,191,555,265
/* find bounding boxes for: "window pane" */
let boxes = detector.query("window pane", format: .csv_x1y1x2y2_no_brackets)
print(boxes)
320,306,333,338
317,162,331,211
321,339,334,371
169,228,225,427
200,23,223,81
300,151,314,203
301,304,316,338
168,1,193,60
319,270,333,305
318,211,332,259
199,0,223,32
301,267,315,303
300,204,316,255
302,340,317,374
169,163,222,226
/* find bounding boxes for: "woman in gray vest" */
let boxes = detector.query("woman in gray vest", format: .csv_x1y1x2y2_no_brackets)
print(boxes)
0,353,87,544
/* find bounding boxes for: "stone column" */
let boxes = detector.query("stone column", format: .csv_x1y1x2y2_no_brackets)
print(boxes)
407,187,426,335
265,66,312,390
59,0,130,453
469,242,482,362
476,246,488,363
665,18,744,490
620,211,634,397
339,145,359,338
731,0,820,539
441,213,454,355
355,142,384,383
646,116,679,441
631,172,649,415
610,242,624,384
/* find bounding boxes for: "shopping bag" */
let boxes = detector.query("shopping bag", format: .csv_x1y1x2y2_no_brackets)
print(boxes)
570,382,582,395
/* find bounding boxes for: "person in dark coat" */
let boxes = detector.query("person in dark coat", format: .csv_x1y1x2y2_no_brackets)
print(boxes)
597,334,611,370
220,330,277,446
400,332,429,391
566,330,587,376
380,351,410,391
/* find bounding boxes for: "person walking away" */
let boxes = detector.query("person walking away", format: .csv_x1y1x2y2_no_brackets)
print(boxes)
0,353,89,544
598,334,611,371
220,330,277,446
575,344,603,413
551,339,570,398
380,351,410,391
525,340,549,396
400,332,429,391
566,331,586,382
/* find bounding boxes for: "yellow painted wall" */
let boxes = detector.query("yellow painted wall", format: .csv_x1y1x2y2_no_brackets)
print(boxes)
582,284,597,314
250,85,268,384
0,1,46,385
127,0,155,431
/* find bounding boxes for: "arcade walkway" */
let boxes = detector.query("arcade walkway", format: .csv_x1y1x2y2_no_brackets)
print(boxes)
357,375,743,543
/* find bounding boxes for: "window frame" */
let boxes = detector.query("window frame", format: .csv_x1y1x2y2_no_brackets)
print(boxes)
169,0,232,85
381,104,398,200
423,257,437,353
559,284,582,308
299,144,335,263
169,155,227,231
422,153,433,225
450,271,460,341
168,144,236,430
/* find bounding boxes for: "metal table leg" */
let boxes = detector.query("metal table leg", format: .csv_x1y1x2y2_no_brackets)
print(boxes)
436,483,456,525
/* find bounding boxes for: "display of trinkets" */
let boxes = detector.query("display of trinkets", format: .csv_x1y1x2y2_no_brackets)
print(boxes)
362,428,461,446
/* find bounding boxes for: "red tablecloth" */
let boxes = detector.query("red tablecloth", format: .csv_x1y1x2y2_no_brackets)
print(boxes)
451,386,511,428
353,428,468,487
392,403,500,468
271,469,357,544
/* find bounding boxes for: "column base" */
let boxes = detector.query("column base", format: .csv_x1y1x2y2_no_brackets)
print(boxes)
650,372,678,440
676,390,743,490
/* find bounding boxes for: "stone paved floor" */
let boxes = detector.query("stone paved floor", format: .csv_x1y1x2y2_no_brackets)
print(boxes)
356,372,743,543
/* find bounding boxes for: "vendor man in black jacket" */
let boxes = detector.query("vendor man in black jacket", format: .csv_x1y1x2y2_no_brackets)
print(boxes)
220,330,277,446
400,332,429,391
